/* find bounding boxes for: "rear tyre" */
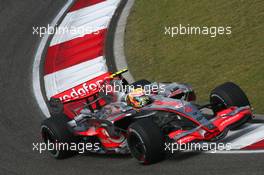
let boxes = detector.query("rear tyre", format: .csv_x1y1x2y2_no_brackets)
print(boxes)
210,82,252,129
41,114,78,159
127,119,165,164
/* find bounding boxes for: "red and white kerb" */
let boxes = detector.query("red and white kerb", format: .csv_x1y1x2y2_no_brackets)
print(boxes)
44,0,120,102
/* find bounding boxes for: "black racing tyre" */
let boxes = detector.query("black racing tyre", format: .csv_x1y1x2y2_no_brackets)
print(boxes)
210,82,251,129
210,82,250,112
127,118,165,164
131,79,151,88
41,114,78,159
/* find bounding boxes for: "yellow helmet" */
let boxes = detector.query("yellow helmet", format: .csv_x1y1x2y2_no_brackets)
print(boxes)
126,88,151,108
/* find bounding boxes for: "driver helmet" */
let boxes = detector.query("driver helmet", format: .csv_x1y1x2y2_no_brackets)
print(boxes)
126,88,151,108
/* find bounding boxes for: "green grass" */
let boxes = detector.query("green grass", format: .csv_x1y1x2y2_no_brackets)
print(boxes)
125,0,264,113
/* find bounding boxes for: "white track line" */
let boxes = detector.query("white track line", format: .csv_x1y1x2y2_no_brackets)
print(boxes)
113,0,135,83
206,150,264,154
32,0,74,118
227,124,264,149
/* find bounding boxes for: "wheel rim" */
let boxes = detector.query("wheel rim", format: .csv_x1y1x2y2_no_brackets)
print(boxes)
128,132,147,162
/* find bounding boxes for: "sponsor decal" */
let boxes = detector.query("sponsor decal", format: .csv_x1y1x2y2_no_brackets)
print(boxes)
154,100,183,108
52,73,111,103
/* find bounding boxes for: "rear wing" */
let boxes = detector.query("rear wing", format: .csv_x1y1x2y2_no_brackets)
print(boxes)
50,68,128,104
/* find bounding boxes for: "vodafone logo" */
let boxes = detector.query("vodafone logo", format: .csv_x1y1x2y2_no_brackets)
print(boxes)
52,73,111,103
58,80,103,102
59,81,103,102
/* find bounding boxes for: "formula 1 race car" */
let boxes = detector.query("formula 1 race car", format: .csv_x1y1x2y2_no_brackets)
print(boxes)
41,69,253,164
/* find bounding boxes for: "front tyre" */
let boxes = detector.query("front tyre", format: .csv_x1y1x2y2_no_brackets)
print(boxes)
127,119,165,164
210,82,250,112
210,82,252,129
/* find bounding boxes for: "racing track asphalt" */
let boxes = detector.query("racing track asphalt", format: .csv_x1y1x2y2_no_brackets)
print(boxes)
0,0,264,175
